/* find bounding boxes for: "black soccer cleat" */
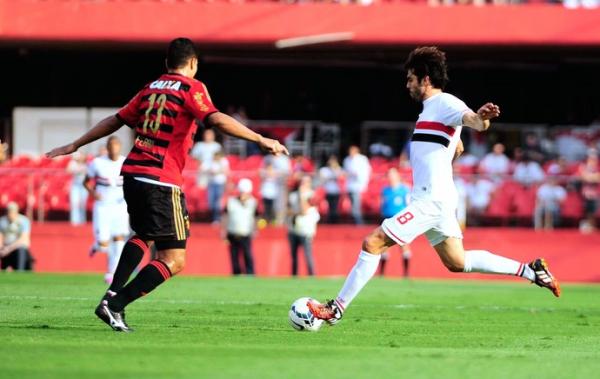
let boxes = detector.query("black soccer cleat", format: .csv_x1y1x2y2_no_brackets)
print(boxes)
307,299,344,325
95,300,132,332
529,258,561,298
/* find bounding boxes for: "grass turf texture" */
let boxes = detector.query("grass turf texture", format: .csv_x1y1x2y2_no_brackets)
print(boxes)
1,274,599,379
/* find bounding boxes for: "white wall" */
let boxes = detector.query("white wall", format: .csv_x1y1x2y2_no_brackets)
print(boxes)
13,107,134,156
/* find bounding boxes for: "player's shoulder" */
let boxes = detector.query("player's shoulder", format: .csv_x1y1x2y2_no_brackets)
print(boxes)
175,75,207,92
439,92,466,105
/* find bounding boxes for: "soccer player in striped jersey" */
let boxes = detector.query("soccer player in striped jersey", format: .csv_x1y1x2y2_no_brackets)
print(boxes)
308,46,560,325
47,37,288,332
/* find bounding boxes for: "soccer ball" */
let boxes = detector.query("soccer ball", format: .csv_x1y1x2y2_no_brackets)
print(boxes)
288,297,323,332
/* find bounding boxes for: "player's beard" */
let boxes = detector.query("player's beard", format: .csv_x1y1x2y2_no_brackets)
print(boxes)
409,86,423,102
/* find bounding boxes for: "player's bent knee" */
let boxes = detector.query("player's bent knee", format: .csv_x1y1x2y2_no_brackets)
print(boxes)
443,260,464,273
361,228,390,254
157,252,185,275
169,255,186,275
155,239,187,275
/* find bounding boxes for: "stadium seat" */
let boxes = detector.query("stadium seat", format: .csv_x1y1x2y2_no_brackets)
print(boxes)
561,190,584,225
513,185,538,225
484,185,514,225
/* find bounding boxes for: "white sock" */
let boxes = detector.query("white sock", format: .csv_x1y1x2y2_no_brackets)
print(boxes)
108,240,125,275
336,251,381,312
464,250,535,281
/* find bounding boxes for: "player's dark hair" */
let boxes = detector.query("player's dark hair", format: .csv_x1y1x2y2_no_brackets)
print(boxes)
166,38,198,69
404,46,449,89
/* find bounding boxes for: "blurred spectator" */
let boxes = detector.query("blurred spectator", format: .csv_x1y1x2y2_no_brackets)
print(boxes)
205,151,230,223
455,149,479,171
379,168,411,277
318,155,343,223
466,174,496,223
513,152,545,186
268,153,291,224
0,139,8,165
479,143,510,181
564,0,599,9
546,156,571,178
67,152,88,225
0,202,34,271
369,139,394,158
222,178,257,276
523,133,545,163
191,129,222,188
343,145,371,224
287,175,320,276
290,153,313,188
96,144,108,158
577,149,600,233
259,162,279,224
555,131,588,162
534,177,567,230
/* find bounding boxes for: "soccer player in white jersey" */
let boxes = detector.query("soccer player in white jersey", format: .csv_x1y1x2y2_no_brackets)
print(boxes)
85,136,130,283
308,46,560,325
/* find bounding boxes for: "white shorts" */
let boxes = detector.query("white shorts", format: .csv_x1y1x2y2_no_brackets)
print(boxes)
93,201,130,243
381,198,462,247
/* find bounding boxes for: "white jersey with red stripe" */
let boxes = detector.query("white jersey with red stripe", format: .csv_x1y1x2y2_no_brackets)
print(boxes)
410,92,471,204
87,155,126,205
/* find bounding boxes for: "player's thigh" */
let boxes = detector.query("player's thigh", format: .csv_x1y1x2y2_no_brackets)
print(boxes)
424,210,463,247
433,237,465,272
124,178,189,241
94,204,111,243
380,200,441,246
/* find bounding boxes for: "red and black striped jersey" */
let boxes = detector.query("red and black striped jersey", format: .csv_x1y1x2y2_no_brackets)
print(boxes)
116,73,218,186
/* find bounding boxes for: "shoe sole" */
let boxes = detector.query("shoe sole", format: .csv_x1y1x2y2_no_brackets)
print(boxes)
540,259,561,298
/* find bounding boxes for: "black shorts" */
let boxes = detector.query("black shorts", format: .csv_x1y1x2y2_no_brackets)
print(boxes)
123,177,190,242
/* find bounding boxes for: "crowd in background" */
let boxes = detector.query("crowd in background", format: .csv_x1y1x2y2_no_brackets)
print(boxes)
1,124,599,274
456,128,600,232
184,125,600,235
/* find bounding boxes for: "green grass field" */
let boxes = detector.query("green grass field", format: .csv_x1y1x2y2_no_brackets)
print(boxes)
1,274,599,379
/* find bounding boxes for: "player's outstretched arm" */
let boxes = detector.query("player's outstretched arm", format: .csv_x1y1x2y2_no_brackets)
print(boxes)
462,103,501,132
206,112,289,156
45,115,123,158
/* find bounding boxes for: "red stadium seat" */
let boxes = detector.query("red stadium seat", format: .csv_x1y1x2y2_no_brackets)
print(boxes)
561,190,584,224
513,185,538,225
484,186,514,225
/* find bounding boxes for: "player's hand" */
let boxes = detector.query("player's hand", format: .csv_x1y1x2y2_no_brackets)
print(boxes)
93,192,102,201
477,103,500,120
46,143,77,158
258,136,289,156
